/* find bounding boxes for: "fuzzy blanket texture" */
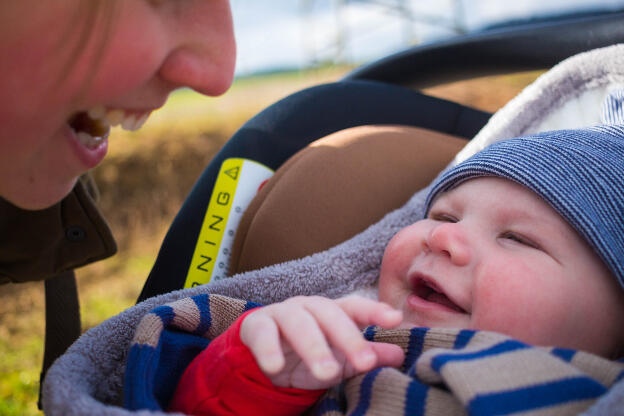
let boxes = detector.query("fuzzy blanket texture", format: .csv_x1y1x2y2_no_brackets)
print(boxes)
43,44,624,415
124,293,624,415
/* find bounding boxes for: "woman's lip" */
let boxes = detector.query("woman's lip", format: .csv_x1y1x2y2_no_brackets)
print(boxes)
84,106,156,127
110,108,155,118
64,123,108,169
100,101,166,116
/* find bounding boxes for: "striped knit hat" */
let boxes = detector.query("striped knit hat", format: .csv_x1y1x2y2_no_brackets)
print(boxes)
425,124,624,290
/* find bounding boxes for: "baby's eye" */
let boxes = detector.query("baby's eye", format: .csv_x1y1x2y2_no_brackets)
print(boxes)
500,232,540,250
428,212,458,223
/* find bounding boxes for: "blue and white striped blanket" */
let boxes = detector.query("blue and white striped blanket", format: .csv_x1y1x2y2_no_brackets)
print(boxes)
125,294,624,415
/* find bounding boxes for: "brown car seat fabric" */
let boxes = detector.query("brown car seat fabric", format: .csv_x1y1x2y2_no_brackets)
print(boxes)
229,125,467,275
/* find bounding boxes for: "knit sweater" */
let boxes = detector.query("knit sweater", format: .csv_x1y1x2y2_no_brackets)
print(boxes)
124,294,624,415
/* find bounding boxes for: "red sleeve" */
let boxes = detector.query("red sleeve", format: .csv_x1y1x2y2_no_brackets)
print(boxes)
168,309,326,416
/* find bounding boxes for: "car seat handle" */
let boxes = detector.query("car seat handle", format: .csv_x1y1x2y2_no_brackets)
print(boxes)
344,12,624,88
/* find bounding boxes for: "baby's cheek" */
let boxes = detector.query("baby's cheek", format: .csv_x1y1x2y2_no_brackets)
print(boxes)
380,231,417,281
377,269,404,310
378,241,416,310
473,277,530,334
472,266,565,344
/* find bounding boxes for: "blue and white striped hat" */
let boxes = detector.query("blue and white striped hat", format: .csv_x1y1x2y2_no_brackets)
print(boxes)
425,124,624,289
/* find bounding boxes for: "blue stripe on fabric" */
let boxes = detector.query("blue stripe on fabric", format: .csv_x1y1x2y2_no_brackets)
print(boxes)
154,331,210,408
191,294,212,335
468,377,607,416
551,347,575,362
431,339,528,372
350,368,381,416
453,329,476,349
363,326,377,342
316,396,342,413
404,380,428,416
404,327,429,371
124,343,160,410
243,300,262,311
151,305,175,326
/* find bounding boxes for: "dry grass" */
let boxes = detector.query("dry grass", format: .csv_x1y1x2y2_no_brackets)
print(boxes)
0,67,542,415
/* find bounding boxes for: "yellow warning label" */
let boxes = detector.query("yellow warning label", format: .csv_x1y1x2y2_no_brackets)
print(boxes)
184,158,242,288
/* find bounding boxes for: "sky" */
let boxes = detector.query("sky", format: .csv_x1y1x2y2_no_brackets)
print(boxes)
229,0,624,76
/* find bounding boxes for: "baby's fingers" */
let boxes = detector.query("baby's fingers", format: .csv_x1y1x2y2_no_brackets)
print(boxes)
337,296,403,329
304,299,380,373
269,301,341,381
240,312,285,375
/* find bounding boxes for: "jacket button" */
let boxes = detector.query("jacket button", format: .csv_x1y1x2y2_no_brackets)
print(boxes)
66,226,86,242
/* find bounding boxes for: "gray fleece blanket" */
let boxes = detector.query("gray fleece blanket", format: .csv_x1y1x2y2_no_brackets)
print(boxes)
42,44,624,415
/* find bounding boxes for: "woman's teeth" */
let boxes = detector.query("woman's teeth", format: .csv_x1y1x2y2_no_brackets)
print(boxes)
70,105,150,149
76,131,106,149
87,105,150,131
87,106,149,131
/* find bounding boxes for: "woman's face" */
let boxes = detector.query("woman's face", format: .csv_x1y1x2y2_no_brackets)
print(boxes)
0,0,236,209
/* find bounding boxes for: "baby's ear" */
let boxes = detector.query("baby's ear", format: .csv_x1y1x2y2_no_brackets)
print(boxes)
612,306,624,360
611,342,624,361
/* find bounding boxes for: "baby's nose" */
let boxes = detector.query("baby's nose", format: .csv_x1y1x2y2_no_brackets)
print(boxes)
426,222,471,266
158,0,236,96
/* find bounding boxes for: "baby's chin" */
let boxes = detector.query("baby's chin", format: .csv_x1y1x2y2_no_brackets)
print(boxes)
396,320,425,329
395,314,434,329
397,311,472,330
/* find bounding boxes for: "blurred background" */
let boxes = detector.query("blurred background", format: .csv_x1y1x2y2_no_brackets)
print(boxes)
2,1,624,414
233,0,624,76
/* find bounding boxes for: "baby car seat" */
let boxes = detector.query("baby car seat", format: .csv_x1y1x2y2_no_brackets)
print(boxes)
40,10,624,415
138,10,624,301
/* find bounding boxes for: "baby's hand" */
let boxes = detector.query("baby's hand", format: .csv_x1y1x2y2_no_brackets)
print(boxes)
239,295,404,390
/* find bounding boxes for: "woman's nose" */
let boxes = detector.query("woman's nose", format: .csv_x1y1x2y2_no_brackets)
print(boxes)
158,0,237,96
426,222,471,266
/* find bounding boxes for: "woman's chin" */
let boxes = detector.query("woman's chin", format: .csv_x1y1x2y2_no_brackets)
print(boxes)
2,177,78,210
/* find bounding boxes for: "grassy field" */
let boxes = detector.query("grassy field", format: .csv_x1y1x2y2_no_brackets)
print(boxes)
0,66,541,415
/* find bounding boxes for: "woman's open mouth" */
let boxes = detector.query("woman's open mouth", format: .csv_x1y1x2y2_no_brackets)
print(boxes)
68,111,109,149
68,105,151,149
409,276,466,313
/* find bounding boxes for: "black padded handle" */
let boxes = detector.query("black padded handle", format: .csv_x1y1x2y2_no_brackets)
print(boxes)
344,12,624,88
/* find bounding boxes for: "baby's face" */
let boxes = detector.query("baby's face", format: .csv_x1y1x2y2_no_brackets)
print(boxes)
379,177,624,357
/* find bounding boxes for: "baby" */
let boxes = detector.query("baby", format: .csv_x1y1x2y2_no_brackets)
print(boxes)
167,126,624,414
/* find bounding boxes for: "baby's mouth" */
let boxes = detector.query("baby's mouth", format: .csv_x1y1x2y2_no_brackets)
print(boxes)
412,277,466,313
68,105,150,149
